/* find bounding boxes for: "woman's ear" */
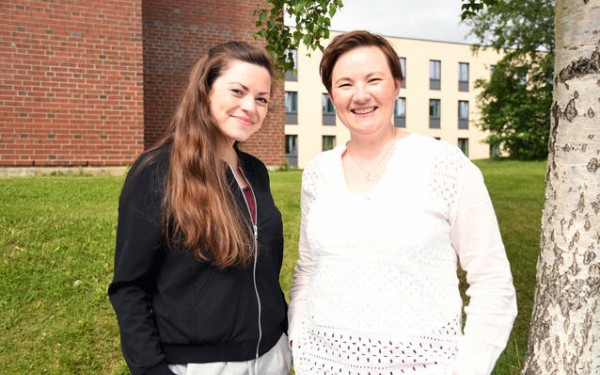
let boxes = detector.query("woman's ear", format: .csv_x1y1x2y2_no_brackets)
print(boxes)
394,79,401,96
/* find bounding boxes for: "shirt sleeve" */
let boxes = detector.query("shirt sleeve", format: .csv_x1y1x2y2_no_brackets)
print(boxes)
288,163,318,346
448,162,518,375
107,156,175,375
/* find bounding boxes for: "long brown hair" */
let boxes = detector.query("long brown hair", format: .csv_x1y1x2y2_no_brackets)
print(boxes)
152,41,274,268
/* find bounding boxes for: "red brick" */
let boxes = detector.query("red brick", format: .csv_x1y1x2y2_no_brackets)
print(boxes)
1,0,283,167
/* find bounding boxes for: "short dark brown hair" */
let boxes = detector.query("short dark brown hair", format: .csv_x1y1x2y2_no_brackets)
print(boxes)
320,30,403,93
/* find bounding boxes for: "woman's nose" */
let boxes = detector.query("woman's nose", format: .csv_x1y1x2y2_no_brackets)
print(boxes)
240,95,256,112
353,84,369,101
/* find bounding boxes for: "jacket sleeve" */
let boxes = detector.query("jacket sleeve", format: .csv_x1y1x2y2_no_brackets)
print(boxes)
108,155,176,375
448,162,518,375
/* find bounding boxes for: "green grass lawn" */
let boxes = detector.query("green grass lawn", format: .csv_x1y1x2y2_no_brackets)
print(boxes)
0,159,545,374
474,159,546,375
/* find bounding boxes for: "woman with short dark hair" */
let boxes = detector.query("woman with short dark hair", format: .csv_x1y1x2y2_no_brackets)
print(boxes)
289,30,516,375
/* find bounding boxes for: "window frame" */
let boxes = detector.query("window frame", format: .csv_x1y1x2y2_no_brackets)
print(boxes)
322,135,336,151
429,98,441,129
458,62,469,92
429,60,441,90
285,134,298,168
458,138,469,157
458,100,469,129
322,94,336,125
394,97,406,128
399,57,407,88
284,49,298,81
284,91,298,124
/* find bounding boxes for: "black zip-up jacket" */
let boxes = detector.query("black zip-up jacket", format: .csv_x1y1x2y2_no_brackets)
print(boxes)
108,145,287,375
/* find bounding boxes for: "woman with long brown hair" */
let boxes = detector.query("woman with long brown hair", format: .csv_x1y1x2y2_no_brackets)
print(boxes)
109,41,290,375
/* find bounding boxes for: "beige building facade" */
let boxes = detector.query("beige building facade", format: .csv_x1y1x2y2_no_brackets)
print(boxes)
284,31,504,169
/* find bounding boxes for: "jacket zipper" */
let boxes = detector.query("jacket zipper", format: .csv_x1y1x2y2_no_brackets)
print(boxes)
231,165,263,370
251,220,261,372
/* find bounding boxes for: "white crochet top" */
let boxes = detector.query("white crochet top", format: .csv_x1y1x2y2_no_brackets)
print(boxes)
288,134,517,375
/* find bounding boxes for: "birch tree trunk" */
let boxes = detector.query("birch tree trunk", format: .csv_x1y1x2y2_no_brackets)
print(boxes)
522,1,600,374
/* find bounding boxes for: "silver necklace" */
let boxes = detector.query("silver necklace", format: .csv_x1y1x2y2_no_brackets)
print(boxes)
346,128,396,182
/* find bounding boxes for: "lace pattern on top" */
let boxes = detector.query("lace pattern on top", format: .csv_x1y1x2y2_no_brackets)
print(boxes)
428,140,468,220
300,154,324,212
293,135,477,375
294,317,460,375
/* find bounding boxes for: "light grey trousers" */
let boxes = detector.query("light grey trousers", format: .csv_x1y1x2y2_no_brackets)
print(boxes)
168,334,292,375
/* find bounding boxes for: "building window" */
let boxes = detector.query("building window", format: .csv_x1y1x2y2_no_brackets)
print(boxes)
429,60,441,90
517,69,527,85
285,134,298,168
458,100,469,129
394,97,406,128
458,62,469,92
399,57,406,88
490,64,495,77
458,138,469,157
429,99,441,129
284,49,298,81
322,94,336,125
490,143,501,159
322,135,336,151
284,91,298,124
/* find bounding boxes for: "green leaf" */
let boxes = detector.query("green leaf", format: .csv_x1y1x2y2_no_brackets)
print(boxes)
293,30,303,45
303,33,313,46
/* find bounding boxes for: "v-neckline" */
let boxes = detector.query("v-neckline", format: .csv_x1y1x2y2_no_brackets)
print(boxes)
335,133,414,197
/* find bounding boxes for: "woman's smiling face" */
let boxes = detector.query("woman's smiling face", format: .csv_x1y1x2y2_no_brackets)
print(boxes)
209,59,272,145
330,46,400,137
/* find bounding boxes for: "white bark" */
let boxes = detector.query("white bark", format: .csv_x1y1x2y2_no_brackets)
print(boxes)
522,1,600,374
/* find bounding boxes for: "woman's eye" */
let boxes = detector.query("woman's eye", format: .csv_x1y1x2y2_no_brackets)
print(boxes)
337,83,351,88
369,78,382,84
231,88,243,95
257,97,269,105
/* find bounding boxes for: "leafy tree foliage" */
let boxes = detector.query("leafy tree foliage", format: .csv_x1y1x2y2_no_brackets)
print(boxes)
460,0,500,20
463,0,555,159
255,0,489,71
254,0,343,73
477,59,553,159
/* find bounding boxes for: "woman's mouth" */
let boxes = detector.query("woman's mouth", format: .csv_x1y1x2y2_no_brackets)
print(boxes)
351,107,377,115
233,116,253,125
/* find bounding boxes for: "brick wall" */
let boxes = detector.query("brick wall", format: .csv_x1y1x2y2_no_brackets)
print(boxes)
0,0,145,166
142,0,285,166
1,0,284,168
